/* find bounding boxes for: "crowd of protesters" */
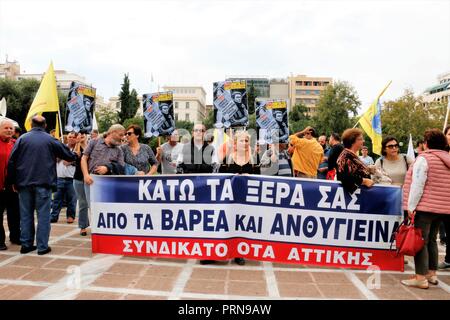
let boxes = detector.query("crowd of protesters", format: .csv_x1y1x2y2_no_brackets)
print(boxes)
1,114,449,289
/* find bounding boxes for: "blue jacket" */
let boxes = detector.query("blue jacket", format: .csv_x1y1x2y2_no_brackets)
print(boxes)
7,127,77,190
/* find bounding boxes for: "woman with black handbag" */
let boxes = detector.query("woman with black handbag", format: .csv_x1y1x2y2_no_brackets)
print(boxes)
401,129,450,289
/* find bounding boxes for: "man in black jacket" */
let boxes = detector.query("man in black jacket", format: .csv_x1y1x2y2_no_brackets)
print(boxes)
327,132,344,178
7,115,77,255
176,123,217,174
176,123,218,265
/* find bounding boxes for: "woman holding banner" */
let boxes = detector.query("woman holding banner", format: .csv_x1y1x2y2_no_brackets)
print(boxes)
336,128,375,194
219,130,260,175
374,136,413,186
218,130,260,266
401,129,450,289
121,125,158,175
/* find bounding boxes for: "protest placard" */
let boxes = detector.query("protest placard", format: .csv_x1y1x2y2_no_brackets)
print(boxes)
213,80,248,129
143,92,175,138
65,81,96,133
256,99,289,144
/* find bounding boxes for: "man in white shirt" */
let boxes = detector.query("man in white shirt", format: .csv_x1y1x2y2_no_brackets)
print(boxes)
359,146,374,165
156,129,183,174
50,132,78,223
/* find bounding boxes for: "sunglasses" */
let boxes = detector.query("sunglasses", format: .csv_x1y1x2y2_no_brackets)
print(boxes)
386,144,399,149
126,132,134,136
193,129,205,133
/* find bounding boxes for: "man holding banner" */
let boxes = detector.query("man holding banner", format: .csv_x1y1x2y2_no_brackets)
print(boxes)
176,123,217,174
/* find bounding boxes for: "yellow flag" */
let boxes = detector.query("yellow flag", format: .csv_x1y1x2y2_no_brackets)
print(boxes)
25,62,60,136
358,81,392,155
54,114,60,139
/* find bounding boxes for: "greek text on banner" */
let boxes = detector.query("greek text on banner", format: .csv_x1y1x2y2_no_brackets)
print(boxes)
90,174,404,271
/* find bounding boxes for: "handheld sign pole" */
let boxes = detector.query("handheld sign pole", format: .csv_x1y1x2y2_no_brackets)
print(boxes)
58,111,64,141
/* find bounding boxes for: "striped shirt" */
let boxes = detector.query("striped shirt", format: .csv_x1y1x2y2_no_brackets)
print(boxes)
277,152,292,176
260,149,292,177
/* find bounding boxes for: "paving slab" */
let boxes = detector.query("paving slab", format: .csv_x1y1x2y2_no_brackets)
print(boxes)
2,216,450,300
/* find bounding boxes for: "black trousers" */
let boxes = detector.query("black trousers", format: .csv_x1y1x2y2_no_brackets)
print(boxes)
413,211,441,275
442,215,450,263
0,188,21,245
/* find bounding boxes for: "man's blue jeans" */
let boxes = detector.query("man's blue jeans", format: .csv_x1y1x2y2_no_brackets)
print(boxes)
51,178,77,221
18,186,52,252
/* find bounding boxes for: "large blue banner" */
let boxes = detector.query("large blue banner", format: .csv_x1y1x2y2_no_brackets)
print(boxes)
91,174,404,271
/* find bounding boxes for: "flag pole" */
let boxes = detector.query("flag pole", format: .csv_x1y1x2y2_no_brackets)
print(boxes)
353,81,392,128
58,110,64,141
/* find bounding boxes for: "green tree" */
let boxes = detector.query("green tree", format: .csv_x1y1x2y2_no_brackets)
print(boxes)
248,113,257,130
122,116,144,132
0,78,40,129
247,83,257,115
381,89,446,153
203,108,215,129
0,78,74,133
289,103,312,134
313,81,361,136
96,107,119,133
176,120,194,133
118,74,139,123
130,88,139,118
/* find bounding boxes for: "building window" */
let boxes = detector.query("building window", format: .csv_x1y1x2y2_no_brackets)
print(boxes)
175,114,179,121
185,113,190,121
175,102,179,109
186,102,190,109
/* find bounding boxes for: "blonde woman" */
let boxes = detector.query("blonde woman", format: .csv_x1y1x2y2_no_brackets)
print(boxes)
218,130,260,266
219,130,260,175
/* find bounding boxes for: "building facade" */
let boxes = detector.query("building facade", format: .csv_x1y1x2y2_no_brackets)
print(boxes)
162,86,207,123
288,74,332,115
0,59,20,79
269,78,290,103
17,70,91,94
226,76,270,98
422,71,450,105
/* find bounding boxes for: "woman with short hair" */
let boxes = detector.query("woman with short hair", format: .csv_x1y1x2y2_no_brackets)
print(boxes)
121,125,158,175
336,128,374,194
